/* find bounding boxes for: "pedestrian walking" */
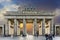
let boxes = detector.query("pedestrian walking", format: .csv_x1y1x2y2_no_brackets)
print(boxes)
36,31,39,37
20,31,23,36
45,34,48,40
49,34,53,40
52,34,55,37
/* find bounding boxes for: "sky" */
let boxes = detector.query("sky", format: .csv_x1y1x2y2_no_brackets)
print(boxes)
0,0,60,24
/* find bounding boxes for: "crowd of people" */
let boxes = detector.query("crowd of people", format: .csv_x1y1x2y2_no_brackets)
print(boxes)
45,34,55,40
36,31,55,40
20,31,55,40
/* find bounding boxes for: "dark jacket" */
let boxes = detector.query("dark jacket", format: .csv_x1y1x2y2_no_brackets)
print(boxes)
45,34,48,38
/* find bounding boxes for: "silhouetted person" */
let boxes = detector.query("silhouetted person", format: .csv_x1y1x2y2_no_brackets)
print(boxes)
52,34,55,37
20,31,26,37
45,34,48,40
49,34,53,40
20,31,23,36
36,31,39,37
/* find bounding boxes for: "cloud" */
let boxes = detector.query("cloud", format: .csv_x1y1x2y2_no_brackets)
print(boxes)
55,8,60,16
9,4,19,10
0,6,10,20
0,4,19,13
0,4,19,20
0,0,12,20
0,0,11,3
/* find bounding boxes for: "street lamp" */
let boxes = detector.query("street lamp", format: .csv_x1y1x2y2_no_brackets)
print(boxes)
20,23,23,29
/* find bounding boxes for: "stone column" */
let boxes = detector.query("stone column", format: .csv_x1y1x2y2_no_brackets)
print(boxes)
9,20,11,35
17,20,20,35
50,19,53,34
7,19,9,36
14,19,17,36
5,19,9,36
42,19,45,35
23,19,26,36
2,25,4,36
33,19,37,36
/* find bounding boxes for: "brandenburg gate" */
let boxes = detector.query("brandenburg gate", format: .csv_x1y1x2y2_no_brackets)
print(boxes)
4,7,55,36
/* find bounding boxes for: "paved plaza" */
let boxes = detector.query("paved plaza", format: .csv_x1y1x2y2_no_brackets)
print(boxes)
0,35,60,40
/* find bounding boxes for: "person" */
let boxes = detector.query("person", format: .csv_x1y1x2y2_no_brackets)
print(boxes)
36,31,39,37
52,34,55,37
45,34,49,40
20,31,23,36
49,34,53,40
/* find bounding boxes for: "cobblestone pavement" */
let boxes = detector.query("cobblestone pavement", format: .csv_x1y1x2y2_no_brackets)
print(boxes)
0,35,60,40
